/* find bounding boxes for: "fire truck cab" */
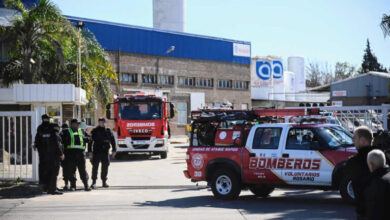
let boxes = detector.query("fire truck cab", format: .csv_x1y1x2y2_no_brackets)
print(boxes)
106,93,175,159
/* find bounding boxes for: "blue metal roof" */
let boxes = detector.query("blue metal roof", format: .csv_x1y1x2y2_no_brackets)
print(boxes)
66,16,251,65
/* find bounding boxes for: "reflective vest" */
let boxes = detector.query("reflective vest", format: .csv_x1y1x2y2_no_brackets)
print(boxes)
66,128,85,150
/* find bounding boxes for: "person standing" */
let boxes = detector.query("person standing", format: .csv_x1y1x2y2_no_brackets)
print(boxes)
46,123,65,195
33,114,52,190
364,149,390,220
60,119,91,191
60,123,70,190
344,126,373,219
89,118,116,189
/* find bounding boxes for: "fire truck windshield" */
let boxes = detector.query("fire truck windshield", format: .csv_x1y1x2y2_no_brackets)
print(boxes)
119,101,162,120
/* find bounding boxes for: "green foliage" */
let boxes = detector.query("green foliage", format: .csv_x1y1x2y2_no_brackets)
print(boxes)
361,39,387,73
334,62,357,81
381,14,390,38
0,0,117,110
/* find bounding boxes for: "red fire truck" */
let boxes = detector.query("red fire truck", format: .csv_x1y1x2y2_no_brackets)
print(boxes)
184,108,356,202
106,93,175,159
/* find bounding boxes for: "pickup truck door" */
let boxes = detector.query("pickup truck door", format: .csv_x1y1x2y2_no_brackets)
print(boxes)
281,127,332,186
242,125,286,184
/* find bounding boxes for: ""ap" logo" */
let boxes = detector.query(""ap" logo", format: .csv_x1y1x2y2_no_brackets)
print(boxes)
256,61,272,80
273,60,283,79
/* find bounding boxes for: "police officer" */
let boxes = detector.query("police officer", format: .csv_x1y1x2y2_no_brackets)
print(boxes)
60,123,70,190
46,123,65,195
89,118,116,189
60,119,91,191
33,114,51,190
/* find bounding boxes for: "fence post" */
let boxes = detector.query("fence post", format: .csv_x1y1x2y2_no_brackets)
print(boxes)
31,110,39,182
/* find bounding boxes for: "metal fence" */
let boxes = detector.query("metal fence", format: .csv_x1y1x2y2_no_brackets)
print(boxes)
0,111,38,182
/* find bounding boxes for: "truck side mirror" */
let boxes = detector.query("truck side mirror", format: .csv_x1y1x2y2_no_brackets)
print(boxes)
169,103,175,119
106,104,111,119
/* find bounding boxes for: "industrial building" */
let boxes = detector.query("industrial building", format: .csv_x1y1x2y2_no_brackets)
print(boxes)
330,71,390,106
66,16,251,135
251,56,330,108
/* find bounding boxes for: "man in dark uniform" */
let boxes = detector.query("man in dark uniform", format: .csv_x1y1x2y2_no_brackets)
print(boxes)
344,126,373,219
364,149,390,220
46,123,65,195
60,119,91,191
33,114,51,190
60,123,70,190
89,118,116,189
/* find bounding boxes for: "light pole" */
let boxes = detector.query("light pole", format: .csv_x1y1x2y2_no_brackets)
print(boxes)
76,21,84,120
76,21,85,88
155,46,175,89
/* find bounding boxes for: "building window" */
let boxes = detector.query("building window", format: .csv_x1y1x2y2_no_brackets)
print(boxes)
196,78,213,88
217,80,232,89
233,81,249,89
120,73,137,83
142,74,157,84
159,75,174,85
178,77,195,86
177,102,187,125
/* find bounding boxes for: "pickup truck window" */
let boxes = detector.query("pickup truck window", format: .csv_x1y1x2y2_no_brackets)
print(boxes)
286,128,316,150
315,126,353,148
253,127,282,149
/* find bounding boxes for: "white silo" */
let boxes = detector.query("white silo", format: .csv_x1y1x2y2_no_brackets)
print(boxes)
271,57,285,101
153,0,185,32
251,57,274,100
284,71,295,101
288,56,306,96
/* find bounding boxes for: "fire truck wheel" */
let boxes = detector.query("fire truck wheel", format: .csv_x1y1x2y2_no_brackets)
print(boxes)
249,185,274,198
339,176,355,204
160,152,168,159
211,169,241,200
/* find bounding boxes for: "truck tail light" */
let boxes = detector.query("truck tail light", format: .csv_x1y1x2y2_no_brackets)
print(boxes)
161,125,164,135
118,126,121,136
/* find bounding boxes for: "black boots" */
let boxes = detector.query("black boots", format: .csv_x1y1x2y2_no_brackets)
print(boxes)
102,181,109,188
90,180,96,189
70,183,76,191
63,181,69,191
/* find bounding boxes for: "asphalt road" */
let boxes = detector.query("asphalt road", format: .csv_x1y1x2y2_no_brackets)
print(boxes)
0,142,355,220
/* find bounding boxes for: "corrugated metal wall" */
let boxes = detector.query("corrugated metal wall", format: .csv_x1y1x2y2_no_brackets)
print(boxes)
331,74,390,97
67,16,251,65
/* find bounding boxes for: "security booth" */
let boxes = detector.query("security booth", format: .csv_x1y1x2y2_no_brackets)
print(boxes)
0,84,87,182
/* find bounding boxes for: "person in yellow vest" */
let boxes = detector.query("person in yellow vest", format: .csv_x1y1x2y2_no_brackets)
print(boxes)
60,119,91,191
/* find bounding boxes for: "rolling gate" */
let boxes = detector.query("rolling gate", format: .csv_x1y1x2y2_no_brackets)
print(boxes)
0,111,39,182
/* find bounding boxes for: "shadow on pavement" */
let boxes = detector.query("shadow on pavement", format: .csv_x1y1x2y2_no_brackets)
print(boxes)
0,182,43,199
111,154,161,162
133,191,354,220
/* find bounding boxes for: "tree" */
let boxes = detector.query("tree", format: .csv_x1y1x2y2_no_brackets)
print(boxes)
381,14,390,38
0,0,117,110
361,39,387,73
306,61,333,87
334,62,356,81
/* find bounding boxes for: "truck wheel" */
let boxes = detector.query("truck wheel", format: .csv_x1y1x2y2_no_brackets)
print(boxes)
249,185,274,198
160,152,167,159
211,169,241,200
339,176,355,204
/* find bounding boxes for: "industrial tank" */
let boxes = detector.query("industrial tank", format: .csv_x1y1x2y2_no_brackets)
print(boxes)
272,58,285,101
284,71,295,101
153,0,185,32
288,56,306,99
251,57,274,100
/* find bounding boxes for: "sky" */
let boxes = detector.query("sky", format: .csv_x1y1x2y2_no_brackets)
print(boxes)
52,0,390,70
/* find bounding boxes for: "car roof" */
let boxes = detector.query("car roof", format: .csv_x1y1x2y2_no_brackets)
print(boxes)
290,123,339,128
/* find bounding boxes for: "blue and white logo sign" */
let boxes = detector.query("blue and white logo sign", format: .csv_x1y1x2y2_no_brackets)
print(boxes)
256,61,272,80
272,60,283,79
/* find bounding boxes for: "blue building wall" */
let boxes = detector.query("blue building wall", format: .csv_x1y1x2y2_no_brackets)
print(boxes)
67,16,251,65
